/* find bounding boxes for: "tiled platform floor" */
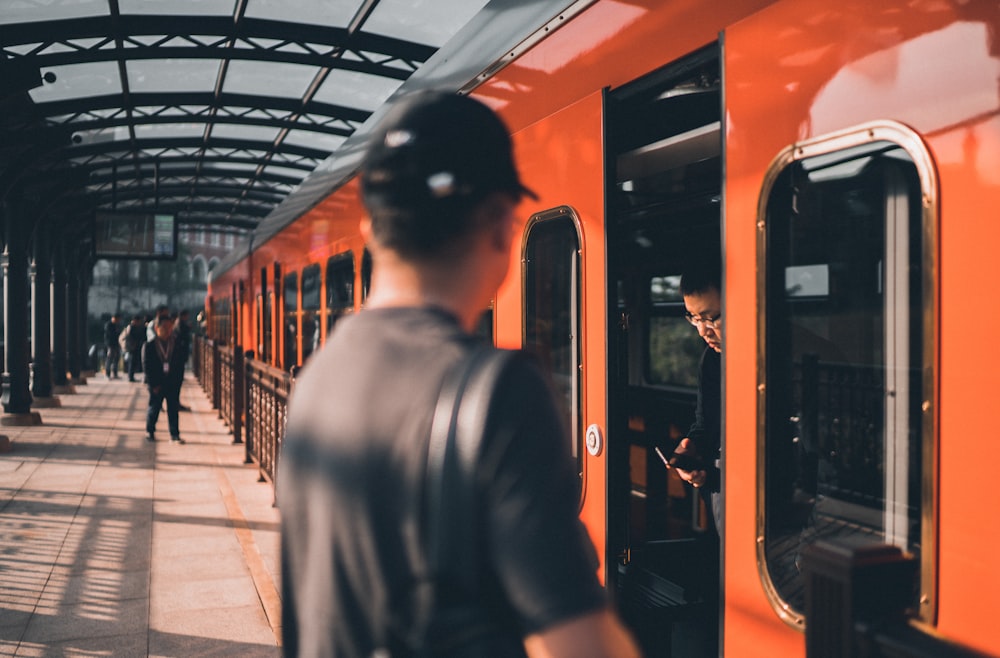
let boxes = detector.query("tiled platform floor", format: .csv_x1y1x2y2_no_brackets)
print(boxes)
0,373,281,657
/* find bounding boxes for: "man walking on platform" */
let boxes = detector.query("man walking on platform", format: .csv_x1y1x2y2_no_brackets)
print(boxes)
122,315,145,382
278,92,640,658
103,313,121,379
142,311,186,444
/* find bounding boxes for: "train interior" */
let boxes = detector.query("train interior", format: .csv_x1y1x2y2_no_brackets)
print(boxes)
605,45,723,656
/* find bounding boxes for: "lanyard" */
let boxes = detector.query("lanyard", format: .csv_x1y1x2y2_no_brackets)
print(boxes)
155,337,174,364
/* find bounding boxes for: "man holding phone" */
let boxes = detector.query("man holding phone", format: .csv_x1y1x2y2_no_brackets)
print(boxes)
669,261,722,535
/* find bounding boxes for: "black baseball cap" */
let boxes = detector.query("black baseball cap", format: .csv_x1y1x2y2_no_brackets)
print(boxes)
360,91,536,211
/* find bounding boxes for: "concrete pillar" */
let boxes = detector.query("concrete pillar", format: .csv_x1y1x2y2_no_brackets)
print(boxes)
67,264,82,384
31,224,59,407
51,254,73,394
78,264,93,378
1,202,42,425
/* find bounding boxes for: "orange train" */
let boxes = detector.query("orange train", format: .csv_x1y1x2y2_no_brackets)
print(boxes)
207,0,1000,655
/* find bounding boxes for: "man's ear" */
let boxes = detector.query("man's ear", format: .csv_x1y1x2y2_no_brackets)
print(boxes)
359,216,374,244
483,196,516,253
491,217,513,253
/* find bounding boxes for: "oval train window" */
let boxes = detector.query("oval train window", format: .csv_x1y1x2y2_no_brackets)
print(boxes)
523,207,583,474
756,122,938,626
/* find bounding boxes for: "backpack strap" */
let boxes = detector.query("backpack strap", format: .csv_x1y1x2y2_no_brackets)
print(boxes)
425,347,516,588
384,347,515,656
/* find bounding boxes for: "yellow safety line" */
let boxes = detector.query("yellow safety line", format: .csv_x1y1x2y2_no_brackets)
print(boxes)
215,467,283,647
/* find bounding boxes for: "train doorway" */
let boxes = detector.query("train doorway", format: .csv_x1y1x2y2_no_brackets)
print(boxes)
605,45,723,657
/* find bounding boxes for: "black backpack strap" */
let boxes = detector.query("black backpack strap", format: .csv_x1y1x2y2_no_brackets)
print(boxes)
383,347,523,656
426,347,516,590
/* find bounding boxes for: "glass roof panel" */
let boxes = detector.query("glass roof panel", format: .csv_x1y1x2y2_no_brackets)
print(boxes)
365,0,490,47
156,161,192,170
243,0,355,26
223,60,320,99
262,165,309,180
119,0,237,15
134,123,207,139
208,149,270,161
313,69,401,111
211,124,281,143
29,61,121,103
283,130,345,153
0,0,108,24
159,195,206,204
208,161,261,172
127,59,221,94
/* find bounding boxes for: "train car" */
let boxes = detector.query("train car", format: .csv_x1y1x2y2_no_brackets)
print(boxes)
208,0,1000,655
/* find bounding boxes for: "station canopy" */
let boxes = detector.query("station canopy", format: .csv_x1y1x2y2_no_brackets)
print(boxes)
1,0,578,243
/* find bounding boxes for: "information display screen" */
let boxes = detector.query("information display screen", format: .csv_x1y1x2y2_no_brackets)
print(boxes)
94,211,177,260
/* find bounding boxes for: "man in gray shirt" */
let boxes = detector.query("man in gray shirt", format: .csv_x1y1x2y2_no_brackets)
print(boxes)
278,92,640,658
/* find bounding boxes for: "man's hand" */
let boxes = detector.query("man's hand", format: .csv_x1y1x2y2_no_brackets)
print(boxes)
672,438,707,489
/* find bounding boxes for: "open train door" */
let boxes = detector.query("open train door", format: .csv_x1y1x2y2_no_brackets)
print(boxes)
604,45,724,657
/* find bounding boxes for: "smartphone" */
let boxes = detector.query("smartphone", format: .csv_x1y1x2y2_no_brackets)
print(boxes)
670,451,706,471
654,446,705,472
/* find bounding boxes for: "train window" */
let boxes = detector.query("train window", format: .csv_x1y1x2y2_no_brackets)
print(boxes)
301,264,321,362
258,266,272,363
523,206,582,468
325,252,354,334
284,272,298,370
212,297,231,345
758,123,937,625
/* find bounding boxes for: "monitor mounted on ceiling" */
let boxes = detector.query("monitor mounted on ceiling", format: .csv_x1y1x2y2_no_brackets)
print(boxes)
94,211,178,260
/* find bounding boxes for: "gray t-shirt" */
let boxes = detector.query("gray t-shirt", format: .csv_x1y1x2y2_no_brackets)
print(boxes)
278,307,605,657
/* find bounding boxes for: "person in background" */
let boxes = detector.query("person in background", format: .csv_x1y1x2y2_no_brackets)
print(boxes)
176,310,192,358
278,92,641,658
173,310,193,412
658,259,723,657
147,304,169,342
670,261,723,532
142,311,186,444
122,315,145,382
103,313,121,379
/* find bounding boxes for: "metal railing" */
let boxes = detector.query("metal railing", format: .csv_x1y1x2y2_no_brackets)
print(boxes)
244,358,291,486
193,335,290,490
217,346,244,445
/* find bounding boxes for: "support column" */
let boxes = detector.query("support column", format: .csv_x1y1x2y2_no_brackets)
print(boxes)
51,254,73,394
66,264,82,384
1,202,42,425
31,224,59,407
78,264,93,377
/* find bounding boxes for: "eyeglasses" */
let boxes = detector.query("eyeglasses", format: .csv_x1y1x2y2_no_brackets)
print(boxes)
685,311,722,330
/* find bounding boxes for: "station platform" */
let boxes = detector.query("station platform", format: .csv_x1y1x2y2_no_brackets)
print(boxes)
0,373,282,657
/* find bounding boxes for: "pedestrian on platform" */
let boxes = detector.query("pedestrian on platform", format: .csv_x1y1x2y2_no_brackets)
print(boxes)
103,313,121,379
142,311,186,444
173,309,193,412
121,315,145,382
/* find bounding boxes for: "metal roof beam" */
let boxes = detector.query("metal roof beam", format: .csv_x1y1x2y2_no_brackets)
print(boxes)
118,199,270,217
85,167,302,188
78,153,313,174
61,136,329,160
5,16,433,77
89,184,286,204
39,92,370,125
